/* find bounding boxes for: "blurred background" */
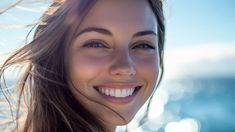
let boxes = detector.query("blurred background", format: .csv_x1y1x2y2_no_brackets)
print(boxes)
1,0,235,132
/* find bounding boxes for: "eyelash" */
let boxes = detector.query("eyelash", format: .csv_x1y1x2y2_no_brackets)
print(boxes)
83,40,108,48
132,41,155,50
83,40,155,50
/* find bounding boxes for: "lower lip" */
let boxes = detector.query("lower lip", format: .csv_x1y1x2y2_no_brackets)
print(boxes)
95,87,141,104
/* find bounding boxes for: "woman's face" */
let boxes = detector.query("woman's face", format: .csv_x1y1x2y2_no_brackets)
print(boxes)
69,0,159,129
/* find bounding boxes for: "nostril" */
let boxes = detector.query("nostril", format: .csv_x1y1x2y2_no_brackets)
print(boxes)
109,64,136,76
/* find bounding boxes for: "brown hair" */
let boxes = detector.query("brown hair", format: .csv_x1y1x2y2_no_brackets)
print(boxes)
0,0,165,131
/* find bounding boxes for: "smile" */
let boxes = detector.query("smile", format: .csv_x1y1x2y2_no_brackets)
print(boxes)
94,84,142,104
98,87,135,98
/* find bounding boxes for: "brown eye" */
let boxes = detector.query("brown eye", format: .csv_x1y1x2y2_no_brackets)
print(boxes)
83,40,108,48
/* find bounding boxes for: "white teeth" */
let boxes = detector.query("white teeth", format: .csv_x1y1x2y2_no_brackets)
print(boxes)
97,88,136,98
128,88,131,95
116,89,121,97
105,89,109,96
110,89,115,96
131,88,134,94
121,89,126,97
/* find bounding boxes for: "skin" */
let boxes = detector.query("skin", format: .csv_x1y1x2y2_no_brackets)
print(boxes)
69,0,160,131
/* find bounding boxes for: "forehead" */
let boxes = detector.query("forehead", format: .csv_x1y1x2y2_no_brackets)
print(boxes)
77,0,157,35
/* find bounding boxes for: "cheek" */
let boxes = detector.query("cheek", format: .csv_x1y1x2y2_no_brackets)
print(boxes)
70,54,106,82
136,55,159,82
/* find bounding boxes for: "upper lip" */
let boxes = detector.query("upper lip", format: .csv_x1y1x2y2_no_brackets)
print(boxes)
94,83,142,89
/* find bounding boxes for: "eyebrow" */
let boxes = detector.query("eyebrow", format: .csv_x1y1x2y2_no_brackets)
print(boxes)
133,30,157,38
76,27,157,38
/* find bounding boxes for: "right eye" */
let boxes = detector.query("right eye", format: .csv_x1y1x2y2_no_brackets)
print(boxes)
83,40,108,48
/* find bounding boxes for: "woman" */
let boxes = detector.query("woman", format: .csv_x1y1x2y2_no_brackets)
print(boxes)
0,0,165,131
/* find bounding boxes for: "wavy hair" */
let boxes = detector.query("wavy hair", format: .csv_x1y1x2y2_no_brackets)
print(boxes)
0,0,165,131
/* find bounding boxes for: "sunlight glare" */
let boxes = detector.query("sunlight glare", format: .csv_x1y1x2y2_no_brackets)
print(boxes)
165,118,200,132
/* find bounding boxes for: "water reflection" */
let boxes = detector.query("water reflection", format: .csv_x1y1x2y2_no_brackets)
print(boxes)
116,77,235,132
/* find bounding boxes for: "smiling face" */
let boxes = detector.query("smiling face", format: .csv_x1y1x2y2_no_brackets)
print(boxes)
68,0,159,130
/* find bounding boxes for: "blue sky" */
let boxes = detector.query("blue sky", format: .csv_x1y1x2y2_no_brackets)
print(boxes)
165,0,235,48
0,0,49,53
163,0,235,78
1,0,235,47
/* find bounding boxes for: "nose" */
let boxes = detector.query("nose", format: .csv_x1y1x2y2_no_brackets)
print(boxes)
109,51,136,77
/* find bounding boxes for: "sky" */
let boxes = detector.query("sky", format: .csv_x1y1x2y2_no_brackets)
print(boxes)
163,0,235,79
165,0,235,47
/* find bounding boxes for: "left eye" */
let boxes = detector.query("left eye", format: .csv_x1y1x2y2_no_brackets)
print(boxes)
133,42,155,50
